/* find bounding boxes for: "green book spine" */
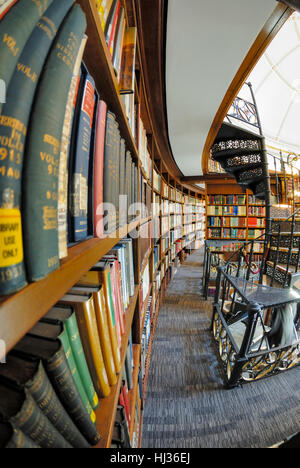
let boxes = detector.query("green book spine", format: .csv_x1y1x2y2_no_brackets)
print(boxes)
0,383,72,448
0,0,54,115
44,342,100,446
57,324,97,418
42,306,99,411
22,4,87,282
0,0,75,296
0,422,40,448
64,312,100,411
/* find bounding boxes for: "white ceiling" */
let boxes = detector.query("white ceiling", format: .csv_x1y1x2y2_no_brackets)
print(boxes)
165,0,279,176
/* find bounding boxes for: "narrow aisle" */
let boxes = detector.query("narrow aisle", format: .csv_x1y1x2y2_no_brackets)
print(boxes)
141,250,300,449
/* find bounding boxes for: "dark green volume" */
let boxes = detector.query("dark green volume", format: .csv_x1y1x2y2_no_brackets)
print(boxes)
0,0,75,296
0,381,72,448
22,4,87,281
0,0,54,115
14,334,101,446
0,353,91,448
0,421,40,448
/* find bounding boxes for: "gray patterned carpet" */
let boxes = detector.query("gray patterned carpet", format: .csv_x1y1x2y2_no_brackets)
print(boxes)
142,250,300,448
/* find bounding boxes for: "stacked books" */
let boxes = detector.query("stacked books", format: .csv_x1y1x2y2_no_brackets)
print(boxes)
0,237,135,448
0,1,140,296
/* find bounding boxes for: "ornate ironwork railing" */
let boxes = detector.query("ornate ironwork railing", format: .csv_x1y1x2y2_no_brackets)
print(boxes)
211,265,300,388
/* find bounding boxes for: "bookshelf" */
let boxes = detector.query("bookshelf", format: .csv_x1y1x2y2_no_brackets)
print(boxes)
206,183,265,252
0,0,206,449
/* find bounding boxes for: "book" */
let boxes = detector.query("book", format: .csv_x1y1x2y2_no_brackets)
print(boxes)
0,0,18,21
28,320,97,422
107,0,121,59
58,293,111,398
112,6,125,81
104,0,118,47
42,305,99,411
110,405,131,448
0,0,75,295
118,138,126,227
93,99,107,239
22,4,87,282
0,380,72,448
0,0,53,115
103,110,117,234
69,285,117,387
119,27,137,94
109,243,129,309
104,256,125,339
120,238,135,297
0,352,90,448
13,333,101,446
78,261,121,374
0,421,40,448
58,34,88,259
69,64,96,243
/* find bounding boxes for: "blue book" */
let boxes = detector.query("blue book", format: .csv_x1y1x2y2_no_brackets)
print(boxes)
69,64,96,242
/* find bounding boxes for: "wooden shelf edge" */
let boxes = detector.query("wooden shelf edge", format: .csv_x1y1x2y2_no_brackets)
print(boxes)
0,219,141,358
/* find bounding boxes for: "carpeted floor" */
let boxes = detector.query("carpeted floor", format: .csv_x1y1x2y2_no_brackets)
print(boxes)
142,250,300,448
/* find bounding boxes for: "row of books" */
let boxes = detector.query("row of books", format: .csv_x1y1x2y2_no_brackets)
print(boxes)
207,195,246,205
248,206,266,216
207,216,247,227
0,0,143,296
207,228,247,239
0,237,135,448
207,206,247,216
97,0,137,93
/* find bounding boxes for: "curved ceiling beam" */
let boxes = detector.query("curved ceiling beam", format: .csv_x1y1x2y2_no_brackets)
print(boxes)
201,2,293,174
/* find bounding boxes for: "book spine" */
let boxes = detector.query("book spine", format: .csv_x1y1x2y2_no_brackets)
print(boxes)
63,311,100,411
0,422,40,448
70,68,96,242
60,297,111,399
58,34,88,259
23,359,90,448
57,326,97,422
94,100,107,239
113,121,120,230
70,287,117,388
104,0,117,42
98,268,121,373
22,4,87,282
5,387,72,448
0,0,54,114
112,7,125,80
0,0,75,296
119,27,137,94
44,342,101,446
0,0,18,21
103,111,117,234
107,0,120,58
119,138,126,227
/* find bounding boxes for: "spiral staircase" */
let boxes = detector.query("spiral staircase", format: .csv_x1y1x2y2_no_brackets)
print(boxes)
204,82,300,395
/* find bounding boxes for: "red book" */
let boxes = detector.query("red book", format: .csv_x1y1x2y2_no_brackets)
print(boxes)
108,0,121,59
94,100,107,238
0,0,18,20
119,382,130,427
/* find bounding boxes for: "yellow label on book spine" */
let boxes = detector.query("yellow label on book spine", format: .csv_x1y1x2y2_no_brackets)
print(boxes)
0,208,23,267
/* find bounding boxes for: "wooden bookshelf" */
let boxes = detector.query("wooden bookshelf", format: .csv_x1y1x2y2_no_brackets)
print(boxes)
205,184,265,250
0,0,206,449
